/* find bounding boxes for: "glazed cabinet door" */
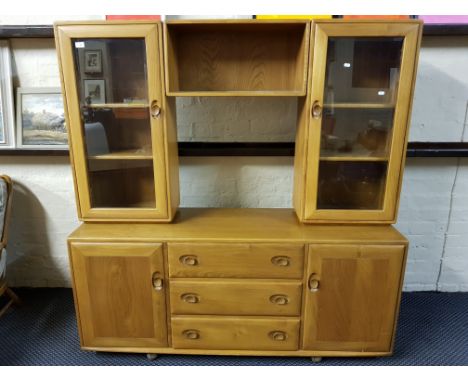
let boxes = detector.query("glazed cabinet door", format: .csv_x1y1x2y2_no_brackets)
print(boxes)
302,244,405,352
56,23,174,221
300,21,421,223
69,242,168,348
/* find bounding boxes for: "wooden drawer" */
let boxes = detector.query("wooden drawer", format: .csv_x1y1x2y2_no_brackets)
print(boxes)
170,279,302,316
171,316,300,350
167,243,304,278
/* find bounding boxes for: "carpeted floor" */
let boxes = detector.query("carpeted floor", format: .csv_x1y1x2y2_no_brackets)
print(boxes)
0,288,467,366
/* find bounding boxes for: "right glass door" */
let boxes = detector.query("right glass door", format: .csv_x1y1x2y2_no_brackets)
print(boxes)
304,21,421,222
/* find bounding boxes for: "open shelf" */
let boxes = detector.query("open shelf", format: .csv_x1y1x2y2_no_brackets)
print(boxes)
165,21,310,95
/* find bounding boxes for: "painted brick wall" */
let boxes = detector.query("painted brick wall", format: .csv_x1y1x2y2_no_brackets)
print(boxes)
0,30,467,291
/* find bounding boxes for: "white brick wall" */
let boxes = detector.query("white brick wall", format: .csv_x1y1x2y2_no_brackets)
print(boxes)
409,36,468,142
0,27,467,291
177,97,297,142
1,156,78,287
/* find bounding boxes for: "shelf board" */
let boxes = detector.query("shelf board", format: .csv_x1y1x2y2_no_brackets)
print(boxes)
167,90,306,97
324,103,395,109
87,103,149,109
88,150,153,160
320,156,388,162
93,201,156,209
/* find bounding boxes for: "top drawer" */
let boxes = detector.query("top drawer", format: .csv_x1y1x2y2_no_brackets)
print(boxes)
167,243,304,279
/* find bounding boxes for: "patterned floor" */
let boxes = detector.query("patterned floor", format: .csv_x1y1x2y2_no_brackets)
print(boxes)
0,289,467,365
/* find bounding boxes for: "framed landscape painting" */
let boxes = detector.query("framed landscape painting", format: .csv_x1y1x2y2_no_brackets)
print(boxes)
16,87,68,149
0,41,15,148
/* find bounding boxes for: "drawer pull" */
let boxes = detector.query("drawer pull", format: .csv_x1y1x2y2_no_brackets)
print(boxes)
269,294,289,305
269,331,287,341
151,272,164,291
308,273,320,292
179,255,199,266
181,293,200,304
182,329,200,340
271,256,291,267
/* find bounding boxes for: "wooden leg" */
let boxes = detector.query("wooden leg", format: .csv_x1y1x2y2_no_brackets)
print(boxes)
0,288,20,318
6,288,21,305
311,357,322,363
0,299,14,318
146,353,158,361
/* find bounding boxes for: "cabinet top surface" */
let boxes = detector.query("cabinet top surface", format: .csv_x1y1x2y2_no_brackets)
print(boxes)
68,208,407,244
53,19,422,26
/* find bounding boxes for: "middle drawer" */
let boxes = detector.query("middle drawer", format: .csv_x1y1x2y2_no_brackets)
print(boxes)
170,279,302,316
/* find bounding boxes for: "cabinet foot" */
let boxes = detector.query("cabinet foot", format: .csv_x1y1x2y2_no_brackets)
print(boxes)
311,357,322,363
146,353,158,361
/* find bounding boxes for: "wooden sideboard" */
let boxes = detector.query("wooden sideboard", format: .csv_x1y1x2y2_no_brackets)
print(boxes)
68,208,407,360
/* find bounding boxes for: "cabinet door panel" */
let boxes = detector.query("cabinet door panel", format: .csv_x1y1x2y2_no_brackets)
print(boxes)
56,24,170,221
70,242,168,348
302,21,421,222
302,244,405,352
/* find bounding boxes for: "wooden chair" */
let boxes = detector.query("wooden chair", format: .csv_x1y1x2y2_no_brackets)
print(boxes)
0,175,20,317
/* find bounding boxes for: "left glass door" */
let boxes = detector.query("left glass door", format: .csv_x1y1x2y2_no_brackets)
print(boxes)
56,23,170,221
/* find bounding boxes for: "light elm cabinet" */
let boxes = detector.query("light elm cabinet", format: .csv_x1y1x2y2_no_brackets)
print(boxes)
57,19,421,362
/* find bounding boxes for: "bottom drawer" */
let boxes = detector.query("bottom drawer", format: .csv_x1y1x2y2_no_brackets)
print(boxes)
171,316,300,350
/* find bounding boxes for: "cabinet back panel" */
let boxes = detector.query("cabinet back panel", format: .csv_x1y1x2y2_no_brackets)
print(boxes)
88,162,156,208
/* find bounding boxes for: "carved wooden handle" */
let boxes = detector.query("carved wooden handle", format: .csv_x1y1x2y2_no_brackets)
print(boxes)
151,272,163,291
150,100,161,118
269,331,287,341
182,329,200,340
269,294,289,305
271,256,291,267
181,293,200,304
179,255,199,266
312,100,322,119
308,273,320,292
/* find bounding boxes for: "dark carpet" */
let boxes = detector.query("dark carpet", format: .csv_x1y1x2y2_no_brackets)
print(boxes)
0,289,467,366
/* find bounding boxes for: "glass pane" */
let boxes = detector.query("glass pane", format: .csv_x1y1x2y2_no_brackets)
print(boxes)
88,159,155,208
324,38,403,104
316,37,402,211
73,38,148,104
317,161,387,210
72,38,155,209
320,107,394,158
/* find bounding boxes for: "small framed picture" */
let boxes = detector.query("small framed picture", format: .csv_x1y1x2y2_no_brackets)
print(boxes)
84,49,102,74
16,87,68,149
0,41,15,148
84,79,106,104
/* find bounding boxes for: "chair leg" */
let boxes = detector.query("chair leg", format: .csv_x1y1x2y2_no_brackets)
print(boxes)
0,299,14,318
5,288,21,305
0,288,21,318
